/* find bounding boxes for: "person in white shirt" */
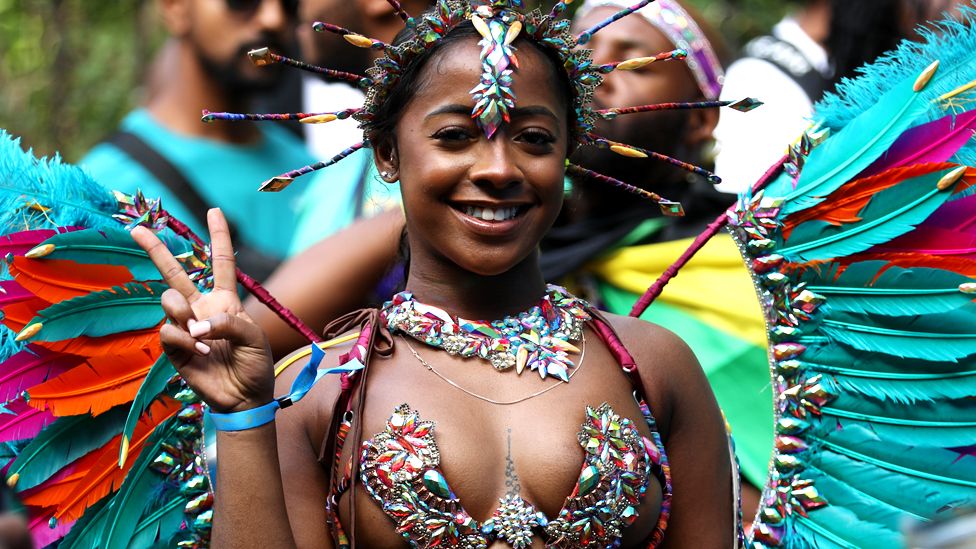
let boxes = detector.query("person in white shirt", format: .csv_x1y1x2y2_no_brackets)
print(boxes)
713,0,941,194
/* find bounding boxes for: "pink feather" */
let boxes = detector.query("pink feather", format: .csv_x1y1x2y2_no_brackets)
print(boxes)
0,398,55,443
0,280,32,307
0,345,85,402
27,506,75,548
859,110,976,178
0,230,57,258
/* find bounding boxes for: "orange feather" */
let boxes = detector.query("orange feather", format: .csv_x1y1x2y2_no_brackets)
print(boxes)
782,163,951,239
33,325,162,358
53,397,181,522
1,297,52,333
18,450,102,508
9,257,134,303
27,349,161,417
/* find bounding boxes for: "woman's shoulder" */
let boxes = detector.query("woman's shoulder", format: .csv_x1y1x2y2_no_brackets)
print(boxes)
272,331,362,438
596,312,708,433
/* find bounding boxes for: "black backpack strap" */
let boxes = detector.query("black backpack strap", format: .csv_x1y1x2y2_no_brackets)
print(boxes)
107,131,214,230
742,34,829,103
105,130,281,281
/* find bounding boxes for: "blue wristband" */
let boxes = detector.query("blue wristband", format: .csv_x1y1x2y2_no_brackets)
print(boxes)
208,342,364,432
210,400,281,431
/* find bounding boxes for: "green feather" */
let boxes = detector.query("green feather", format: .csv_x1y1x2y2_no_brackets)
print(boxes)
102,418,183,549
59,496,113,548
7,404,128,490
802,343,974,376
780,168,954,261
807,469,920,531
35,227,190,281
128,497,187,549
21,281,167,342
120,354,176,467
771,77,928,215
819,407,976,447
808,262,974,317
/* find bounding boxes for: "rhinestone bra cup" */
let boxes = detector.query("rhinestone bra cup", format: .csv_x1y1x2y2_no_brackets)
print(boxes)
360,403,660,548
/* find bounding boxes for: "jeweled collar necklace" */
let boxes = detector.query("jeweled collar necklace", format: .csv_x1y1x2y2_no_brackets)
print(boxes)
382,284,591,381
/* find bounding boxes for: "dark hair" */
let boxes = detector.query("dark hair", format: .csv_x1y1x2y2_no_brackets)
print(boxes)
827,0,906,87
363,19,576,147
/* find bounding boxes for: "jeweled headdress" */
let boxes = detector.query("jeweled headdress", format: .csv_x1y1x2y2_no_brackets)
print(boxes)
205,0,760,216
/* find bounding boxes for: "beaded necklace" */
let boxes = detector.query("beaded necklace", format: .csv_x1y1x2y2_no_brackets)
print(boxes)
382,284,591,381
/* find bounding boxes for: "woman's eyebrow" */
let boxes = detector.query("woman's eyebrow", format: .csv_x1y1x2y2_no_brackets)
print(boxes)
511,105,559,121
425,104,473,120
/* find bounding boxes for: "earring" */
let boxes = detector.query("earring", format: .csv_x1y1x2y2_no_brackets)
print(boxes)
381,170,390,178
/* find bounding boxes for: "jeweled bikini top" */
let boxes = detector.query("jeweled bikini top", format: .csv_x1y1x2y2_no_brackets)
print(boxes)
358,401,670,548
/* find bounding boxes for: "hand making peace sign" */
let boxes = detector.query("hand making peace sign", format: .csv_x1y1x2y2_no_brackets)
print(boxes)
131,208,275,413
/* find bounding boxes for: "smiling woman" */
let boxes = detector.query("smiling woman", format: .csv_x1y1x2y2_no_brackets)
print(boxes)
128,1,738,547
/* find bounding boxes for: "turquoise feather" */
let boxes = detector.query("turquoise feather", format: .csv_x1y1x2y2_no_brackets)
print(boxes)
119,355,176,466
793,506,900,549
808,262,975,317
801,343,972,376
826,371,976,404
812,441,976,519
770,78,928,214
818,312,976,362
7,404,128,490
35,227,190,281
0,131,118,235
779,168,955,261
20,281,167,342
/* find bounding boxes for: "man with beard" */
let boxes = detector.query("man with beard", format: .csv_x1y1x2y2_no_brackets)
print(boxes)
81,0,314,279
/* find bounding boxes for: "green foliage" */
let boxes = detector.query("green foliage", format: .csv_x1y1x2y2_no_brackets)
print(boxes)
0,0,163,162
0,0,789,161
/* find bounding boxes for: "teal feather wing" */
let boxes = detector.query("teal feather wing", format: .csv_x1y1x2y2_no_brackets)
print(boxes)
736,9,976,548
0,132,213,547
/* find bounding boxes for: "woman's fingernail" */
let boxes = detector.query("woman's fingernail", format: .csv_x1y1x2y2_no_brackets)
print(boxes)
195,341,211,355
189,320,211,338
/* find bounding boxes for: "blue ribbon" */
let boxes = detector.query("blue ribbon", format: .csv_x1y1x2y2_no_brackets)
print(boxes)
210,343,364,432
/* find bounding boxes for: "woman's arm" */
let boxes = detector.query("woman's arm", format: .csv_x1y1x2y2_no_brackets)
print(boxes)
215,350,343,548
245,209,404,358
612,315,736,548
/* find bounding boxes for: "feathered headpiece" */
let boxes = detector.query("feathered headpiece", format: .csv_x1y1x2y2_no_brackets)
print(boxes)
204,0,760,216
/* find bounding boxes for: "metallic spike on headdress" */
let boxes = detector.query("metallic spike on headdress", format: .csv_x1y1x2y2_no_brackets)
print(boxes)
566,163,684,216
313,22,390,50
259,142,368,192
588,135,721,183
575,0,655,45
201,108,362,124
247,48,372,89
596,98,761,119
598,48,686,73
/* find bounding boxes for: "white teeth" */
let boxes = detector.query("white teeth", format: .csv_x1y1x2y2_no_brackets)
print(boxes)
462,206,519,221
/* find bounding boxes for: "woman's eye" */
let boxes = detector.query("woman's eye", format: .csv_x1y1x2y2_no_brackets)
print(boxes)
432,127,474,142
518,130,556,148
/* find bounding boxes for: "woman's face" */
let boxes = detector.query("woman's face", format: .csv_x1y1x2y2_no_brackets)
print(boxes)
383,37,569,277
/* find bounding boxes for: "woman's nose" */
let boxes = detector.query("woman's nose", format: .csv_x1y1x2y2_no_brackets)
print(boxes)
469,139,524,189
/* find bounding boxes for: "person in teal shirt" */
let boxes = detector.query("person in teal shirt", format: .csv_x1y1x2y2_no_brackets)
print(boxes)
81,0,314,278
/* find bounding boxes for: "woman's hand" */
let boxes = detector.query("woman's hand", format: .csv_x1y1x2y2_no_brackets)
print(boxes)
131,208,274,413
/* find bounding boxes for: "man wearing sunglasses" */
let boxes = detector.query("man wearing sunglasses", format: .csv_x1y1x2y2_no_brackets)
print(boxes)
81,0,315,281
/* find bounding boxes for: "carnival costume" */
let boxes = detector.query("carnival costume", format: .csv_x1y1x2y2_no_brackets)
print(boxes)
0,0,976,548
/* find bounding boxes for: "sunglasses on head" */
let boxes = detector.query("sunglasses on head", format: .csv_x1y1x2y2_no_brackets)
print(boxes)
225,0,300,18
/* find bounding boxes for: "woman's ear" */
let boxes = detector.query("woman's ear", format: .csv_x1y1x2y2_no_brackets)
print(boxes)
373,138,400,183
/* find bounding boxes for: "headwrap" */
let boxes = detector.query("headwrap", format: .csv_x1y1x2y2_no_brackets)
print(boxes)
578,0,724,99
